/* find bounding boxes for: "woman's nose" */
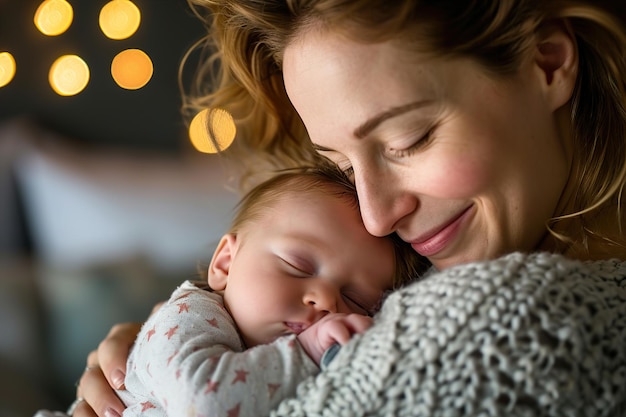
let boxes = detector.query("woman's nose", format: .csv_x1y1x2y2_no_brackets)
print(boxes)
355,167,416,237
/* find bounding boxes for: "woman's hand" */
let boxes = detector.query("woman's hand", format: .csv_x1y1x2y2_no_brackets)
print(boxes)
74,302,163,416
73,322,142,417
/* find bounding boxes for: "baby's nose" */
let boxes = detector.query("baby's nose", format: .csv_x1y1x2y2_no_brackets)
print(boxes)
303,288,337,314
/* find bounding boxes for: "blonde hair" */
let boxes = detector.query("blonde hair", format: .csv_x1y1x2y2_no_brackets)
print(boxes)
225,163,428,289
182,0,626,252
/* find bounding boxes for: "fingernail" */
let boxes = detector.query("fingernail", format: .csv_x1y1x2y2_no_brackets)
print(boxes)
104,407,122,417
112,369,125,389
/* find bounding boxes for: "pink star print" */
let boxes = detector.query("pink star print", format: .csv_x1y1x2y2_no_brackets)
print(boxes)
206,318,219,328
140,401,156,412
231,369,248,385
177,302,189,313
146,326,156,342
227,403,241,417
165,325,179,340
167,350,179,366
204,380,219,394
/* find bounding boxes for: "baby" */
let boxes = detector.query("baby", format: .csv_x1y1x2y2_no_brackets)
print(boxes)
37,164,424,417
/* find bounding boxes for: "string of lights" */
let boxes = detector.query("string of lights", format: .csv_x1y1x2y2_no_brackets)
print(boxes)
0,0,235,153
0,0,151,96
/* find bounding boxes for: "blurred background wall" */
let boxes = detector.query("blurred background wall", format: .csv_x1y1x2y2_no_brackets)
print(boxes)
0,2,240,416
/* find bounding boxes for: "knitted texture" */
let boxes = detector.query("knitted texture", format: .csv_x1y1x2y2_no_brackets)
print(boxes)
271,252,626,417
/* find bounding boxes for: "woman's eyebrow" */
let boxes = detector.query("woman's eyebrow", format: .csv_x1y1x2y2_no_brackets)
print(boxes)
311,100,432,152
354,100,432,139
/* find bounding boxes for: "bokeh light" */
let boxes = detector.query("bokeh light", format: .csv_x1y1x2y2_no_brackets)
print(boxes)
189,108,237,154
49,55,90,96
34,0,74,36
111,49,153,90
99,0,141,40
0,52,16,88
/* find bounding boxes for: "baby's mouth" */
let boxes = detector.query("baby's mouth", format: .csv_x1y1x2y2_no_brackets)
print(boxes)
284,322,307,335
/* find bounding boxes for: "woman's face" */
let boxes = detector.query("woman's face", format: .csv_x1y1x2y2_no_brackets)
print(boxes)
283,30,571,270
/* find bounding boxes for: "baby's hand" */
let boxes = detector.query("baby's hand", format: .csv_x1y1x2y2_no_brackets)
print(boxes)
297,313,372,365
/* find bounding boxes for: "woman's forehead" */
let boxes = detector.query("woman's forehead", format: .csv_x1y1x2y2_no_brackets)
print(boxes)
283,31,457,145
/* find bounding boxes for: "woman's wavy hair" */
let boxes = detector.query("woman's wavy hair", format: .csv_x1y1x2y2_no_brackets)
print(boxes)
181,0,626,252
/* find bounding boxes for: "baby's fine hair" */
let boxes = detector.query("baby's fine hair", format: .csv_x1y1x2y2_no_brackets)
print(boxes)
229,163,429,289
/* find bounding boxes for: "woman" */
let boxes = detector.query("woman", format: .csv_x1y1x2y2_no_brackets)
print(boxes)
74,0,626,416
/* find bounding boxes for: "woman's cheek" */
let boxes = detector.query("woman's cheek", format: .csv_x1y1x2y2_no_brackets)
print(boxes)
420,150,495,200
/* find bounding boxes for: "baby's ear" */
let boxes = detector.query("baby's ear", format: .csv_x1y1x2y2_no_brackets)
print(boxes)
208,234,237,291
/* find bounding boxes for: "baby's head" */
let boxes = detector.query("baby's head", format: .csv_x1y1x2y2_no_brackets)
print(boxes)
207,164,425,347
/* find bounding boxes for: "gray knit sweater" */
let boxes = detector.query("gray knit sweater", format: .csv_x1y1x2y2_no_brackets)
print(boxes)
271,252,626,417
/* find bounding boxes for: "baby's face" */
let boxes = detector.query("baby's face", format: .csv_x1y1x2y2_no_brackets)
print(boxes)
215,190,395,348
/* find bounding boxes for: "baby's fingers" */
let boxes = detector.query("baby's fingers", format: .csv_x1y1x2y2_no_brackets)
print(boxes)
319,314,372,346
340,314,373,335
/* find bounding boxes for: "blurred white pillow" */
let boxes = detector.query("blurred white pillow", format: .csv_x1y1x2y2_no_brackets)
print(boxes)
14,136,238,272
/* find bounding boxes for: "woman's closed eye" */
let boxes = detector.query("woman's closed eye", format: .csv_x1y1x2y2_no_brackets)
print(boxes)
318,126,436,181
387,126,436,158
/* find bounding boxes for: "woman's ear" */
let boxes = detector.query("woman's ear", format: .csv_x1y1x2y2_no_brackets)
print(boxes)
208,233,238,291
534,20,578,111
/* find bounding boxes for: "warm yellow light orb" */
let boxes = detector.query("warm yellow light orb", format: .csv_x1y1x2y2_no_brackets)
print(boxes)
99,0,141,40
189,108,237,154
49,55,90,96
34,0,73,36
0,52,16,88
111,49,153,90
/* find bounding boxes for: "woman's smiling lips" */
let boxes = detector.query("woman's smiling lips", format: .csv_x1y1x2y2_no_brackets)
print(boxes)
408,205,474,257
